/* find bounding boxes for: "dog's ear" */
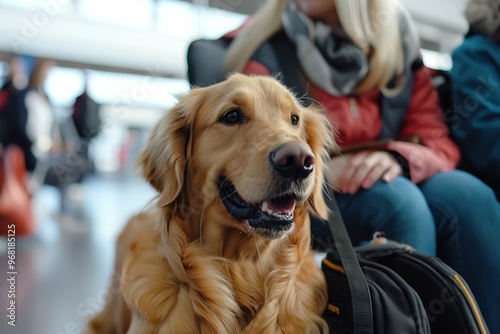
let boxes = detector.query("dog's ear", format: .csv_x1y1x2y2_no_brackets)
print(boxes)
138,91,200,206
303,106,338,219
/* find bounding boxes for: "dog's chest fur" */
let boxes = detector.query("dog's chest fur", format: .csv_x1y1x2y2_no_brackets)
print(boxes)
120,217,324,333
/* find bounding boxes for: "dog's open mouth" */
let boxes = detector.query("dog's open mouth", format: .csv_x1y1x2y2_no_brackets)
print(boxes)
218,176,296,236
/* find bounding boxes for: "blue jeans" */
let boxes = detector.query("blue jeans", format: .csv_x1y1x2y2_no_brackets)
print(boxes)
311,170,500,333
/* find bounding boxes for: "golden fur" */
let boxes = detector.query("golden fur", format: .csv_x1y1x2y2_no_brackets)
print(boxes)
86,74,335,334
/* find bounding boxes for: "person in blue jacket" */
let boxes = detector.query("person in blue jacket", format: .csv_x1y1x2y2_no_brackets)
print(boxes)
450,0,500,201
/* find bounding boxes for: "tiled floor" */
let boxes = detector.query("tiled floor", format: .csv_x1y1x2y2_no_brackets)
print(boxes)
0,172,156,334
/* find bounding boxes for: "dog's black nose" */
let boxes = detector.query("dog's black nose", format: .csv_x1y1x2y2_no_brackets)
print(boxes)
270,142,315,180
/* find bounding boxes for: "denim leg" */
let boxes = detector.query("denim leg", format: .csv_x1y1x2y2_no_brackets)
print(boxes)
418,170,500,333
311,176,437,254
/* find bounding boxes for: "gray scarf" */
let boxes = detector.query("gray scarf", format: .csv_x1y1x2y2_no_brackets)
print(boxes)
281,2,420,96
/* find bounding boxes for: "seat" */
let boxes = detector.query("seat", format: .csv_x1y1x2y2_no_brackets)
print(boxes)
187,38,231,88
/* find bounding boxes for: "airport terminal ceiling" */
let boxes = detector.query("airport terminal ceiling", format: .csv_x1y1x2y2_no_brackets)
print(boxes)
0,0,467,79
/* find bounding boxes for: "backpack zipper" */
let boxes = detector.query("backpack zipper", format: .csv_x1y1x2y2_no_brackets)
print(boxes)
453,274,488,334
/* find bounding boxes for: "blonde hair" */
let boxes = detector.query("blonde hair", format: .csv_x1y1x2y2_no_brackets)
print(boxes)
224,0,405,95
465,0,500,42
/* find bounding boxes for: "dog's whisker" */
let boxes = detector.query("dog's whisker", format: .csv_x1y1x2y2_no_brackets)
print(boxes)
219,190,239,202
260,238,270,252
254,237,263,262
321,180,341,199
216,179,259,205
321,185,333,200
216,179,252,205
251,234,268,263
300,95,325,110
199,205,207,247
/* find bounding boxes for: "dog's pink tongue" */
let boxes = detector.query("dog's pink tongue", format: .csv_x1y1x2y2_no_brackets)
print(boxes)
267,196,296,214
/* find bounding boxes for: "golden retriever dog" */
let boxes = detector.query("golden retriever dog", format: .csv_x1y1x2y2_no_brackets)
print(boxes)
86,74,335,334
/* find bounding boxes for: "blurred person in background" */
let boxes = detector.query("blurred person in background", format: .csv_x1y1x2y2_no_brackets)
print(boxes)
24,59,61,173
0,56,34,171
222,0,500,331
0,56,29,90
450,0,500,202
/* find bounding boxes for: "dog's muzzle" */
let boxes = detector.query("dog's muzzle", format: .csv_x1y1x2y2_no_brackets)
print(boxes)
218,176,297,238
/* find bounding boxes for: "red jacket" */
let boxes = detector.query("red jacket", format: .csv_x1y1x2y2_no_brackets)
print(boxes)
240,56,460,184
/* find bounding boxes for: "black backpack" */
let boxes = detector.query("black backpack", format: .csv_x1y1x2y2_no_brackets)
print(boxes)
72,91,101,139
321,192,489,334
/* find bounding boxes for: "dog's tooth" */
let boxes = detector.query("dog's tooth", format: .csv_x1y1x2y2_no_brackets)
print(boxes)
262,201,268,212
267,209,274,215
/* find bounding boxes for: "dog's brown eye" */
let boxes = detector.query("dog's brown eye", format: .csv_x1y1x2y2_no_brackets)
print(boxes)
291,115,299,126
220,109,244,125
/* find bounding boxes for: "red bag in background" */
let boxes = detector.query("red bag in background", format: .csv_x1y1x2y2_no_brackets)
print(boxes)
0,145,35,236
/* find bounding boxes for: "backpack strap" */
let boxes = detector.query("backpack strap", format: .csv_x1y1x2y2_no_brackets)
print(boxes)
267,31,310,106
324,189,374,334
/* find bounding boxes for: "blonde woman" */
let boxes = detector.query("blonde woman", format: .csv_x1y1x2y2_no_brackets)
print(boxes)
222,0,500,330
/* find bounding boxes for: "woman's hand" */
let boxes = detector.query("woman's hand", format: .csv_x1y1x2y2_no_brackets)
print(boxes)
325,151,403,195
